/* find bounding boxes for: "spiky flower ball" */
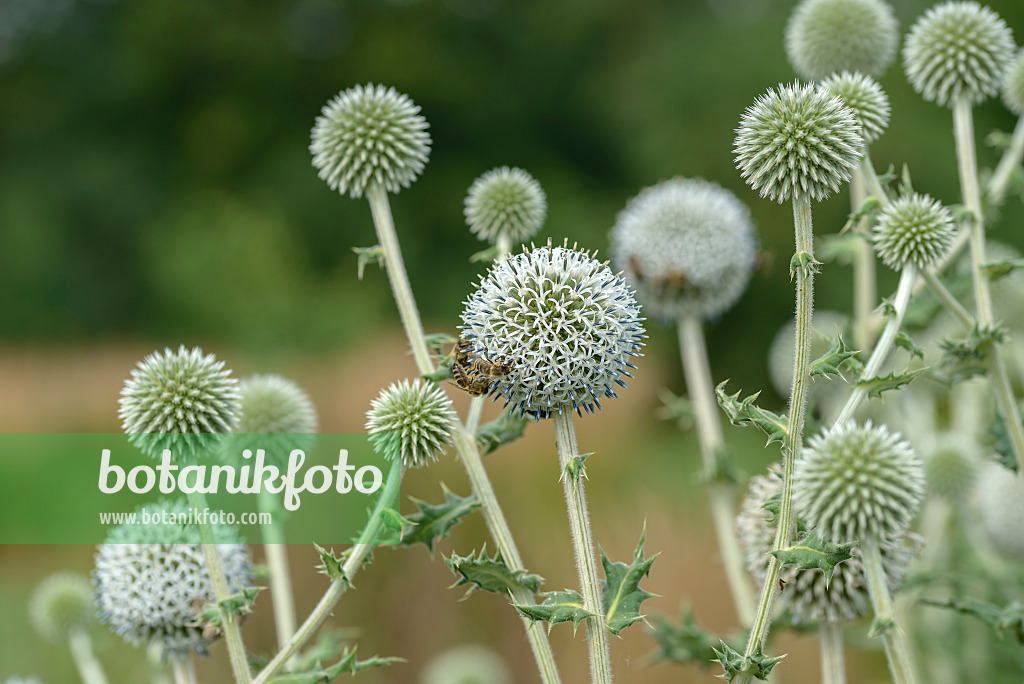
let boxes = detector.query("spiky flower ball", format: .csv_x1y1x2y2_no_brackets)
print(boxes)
94,500,251,657
734,82,863,203
232,374,318,467
464,167,547,245
1003,49,1024,115
872,193,956,270
977,462,1024,559
821,72,891,145
310,83,431,198
366,379,456,469
903,2,1016,108
460,242,645,418
119,346,240,462
925,439,979,503
795,421,925,542
29,573,94,641
786,0,899,80
609,178,758,321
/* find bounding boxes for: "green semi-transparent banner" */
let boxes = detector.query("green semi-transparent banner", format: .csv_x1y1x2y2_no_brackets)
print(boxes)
0,433,396,545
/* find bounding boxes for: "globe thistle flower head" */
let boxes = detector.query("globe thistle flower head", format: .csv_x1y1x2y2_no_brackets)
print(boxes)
977,462,1024,559
464,167,547,245
820,72,891,145
609,178,758,321
119,346,240,463
310,83,431,198
786,0,899,80
365,379,456,469
29,572,94,641
94,500,250,657
903,2,1016,108
1003,49,1024,115
795,421,925,542
925,439,978,503
734,82,863,203
232,374,318,467
872,193,956,270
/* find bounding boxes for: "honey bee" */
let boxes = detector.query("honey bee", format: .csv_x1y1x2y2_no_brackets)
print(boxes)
451,337,512,396
470,354,513,378
452,360,494,396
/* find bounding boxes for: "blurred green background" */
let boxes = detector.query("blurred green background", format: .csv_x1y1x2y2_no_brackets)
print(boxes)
3,0,1024,682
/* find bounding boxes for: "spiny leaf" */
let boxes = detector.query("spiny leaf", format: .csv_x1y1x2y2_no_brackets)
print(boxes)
601,525,659,635
422,364,455,383
789,251,821,281
314,543,349,584
423,332,457,355
475,409,529,455
446,547,543,597
809,334,859,380
856,367,928,398
647,609,722,667
516,590,595,633
715,382,789,448
351,245,384,280
562,453,591,485
290,629,357,673
921,597,1024,644
837,195,880,236
713,641,786,682
192,586,263,629
376,508,415,544
400,485,479,551
761,492,807,534
990,408,1024,473
894,331,925,360
268,647,403,683
655,389,694,430
984,258,1024,281
769,529,855,589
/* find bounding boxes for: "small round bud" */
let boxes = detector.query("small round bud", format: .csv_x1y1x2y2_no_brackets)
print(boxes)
421,644,513,684
872,193,956,270
460,242,645,419
464,167,546,245
977,462,1024,559
903,2,1016,108
29,573,94,641
365,379,456,469
794,421,925,542
233,374,318,467
1003,49,1024,116
820,72,891,145
734,82,863,203
310,83,431,198
786,0,899,80
610,178,758,321
925,438,979,503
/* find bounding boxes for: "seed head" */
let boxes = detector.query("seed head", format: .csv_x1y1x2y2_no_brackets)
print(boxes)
786,0,899,80
460,241,645,419
872,193,956,270
233,374,318,467
903,2,1015,108
29,573,94,641
310,83,431,198
1003,49,1024,115
820,72,891,145
734,82,863,203
366,379,456,469
610,178,758,321
977,462,1024,559
465,167,547,245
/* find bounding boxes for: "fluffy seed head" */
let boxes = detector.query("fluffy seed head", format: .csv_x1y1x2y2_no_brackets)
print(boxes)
233,374,318,467
794,421,925,542
977,462,1024,559
872,193,956,270
1003,49,1024,115
786,0,899,79
366,379,456,469
610,178,758,321
820,72,891,145
310,83,431,198
119,346,240,462
29,573,94,641
903,2,1016,108
734,82,863,203
464,167,547,245
460,241,645,419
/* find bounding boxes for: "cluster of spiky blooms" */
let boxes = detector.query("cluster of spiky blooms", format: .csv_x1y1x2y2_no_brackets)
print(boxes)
366,379,456,469
903,1,1016,108
1004,49,1024,116
872,192,956,270
785,0,899,80
232,374,318,467
734,82,863,203
28,572,94,641
976,462,1024,559
609,178,758,321
464,167,547,245
119,346,240,462
310,83,431,198
820,72,891,145
460,241,645,419
94,500,251,657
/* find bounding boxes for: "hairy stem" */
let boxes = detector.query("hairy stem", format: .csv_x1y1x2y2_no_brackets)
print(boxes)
863,536,918,684
168,657,196,684
851,165,877,352
988,114,1024,207
68,627,110,684
819,621,846,684
259,490,297,663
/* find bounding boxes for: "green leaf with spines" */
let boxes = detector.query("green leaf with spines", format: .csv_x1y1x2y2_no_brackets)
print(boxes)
268,647,403,683
290,629,357,673
562,453,591,485
475,409,529,455
761,493,807,534
868,615,896,638
647,609,727,667
446,547,543,597
423,332,457,355
809,334,859,380
351,245,384,280
314,543,349,584
713,641,785,682
789,251,821,281
422,364,455,383
836,196,880,236
656,389,694,430
856,367,928,398
376,507,415,543
601,525,659,635
715,382,789,448
894,331,925,360
769,529,855,589
192,587,263,629
990,408,1023,473
984,258,1024,280
516,590,595,633
920,598,1024,644
400,485,480,551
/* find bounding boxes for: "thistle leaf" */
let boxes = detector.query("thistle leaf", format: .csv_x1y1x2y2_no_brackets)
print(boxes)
769,529,855,589
715,382,789,448
400,486,480,551
894,331,925,360
809,334,859,379
314,543,349,585
601,525,659,635
984,258,1024,281
475,409,529,455
856,367,927,398
713,641,785,682
647,609,723,667
268,647,403,683
516,590,595,633
446,547,543,597
921,597,1024,644
351,245,384,280
789,251,821,281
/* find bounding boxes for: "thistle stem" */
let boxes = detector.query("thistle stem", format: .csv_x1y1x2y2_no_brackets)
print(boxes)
862,537,918,684
168,657,196,684
819,621,846,684
258,490,297,662
553,411,612,684
920,270,972,327
988,114,1024,207
851,165,877,352
68,627,110,684
677,315,755,626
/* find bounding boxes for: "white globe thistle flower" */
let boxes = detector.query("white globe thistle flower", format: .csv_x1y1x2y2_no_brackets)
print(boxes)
786,0,899,80
94,500,251,657
310,83,431,198
734,82,864,203
366,379,456,469
464,167,547,245
29,572,94,641
794,421,925,543
460,242,645,419
233,374,318,467
976,462,1024,559
872,193,956,270
903,1,1016,108
119,346,240,463
820,72,891,145
420,643,513,684
609,178,758,321
1003,49,1024,116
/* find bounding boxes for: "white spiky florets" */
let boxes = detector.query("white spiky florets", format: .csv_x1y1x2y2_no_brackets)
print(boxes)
872,193,956,270
29,573,94,641
1003,49,1024,116
366,379,456,469
820,72,891,145
460,242,645,419
310,83,431,198
609,178,758,321
903,1,1016,108
464,167,547,245
786,0,899,80
734,82,863,203
233,374,318,467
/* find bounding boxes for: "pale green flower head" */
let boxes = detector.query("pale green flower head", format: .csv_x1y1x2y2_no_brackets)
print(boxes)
464,166,546,245
233,374,318,467
820,71,891,145
29,573,94,641
1003,49,1024,115
366,379,456,469
872,192,956,270
925,437,979,503
786,0,899,79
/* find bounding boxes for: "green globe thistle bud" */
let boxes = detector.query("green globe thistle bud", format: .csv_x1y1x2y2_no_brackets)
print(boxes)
925,437,979,503
977,462,1024,559
872,193,956,270
119,346,240,463
421,644,513,684
233,374,318,467
310,83,431,198
464,167,546,245
786,0,899,80
903,1,1016,108
366,379,456,469
29,573,94,641
609,178,758,321
460,242,645,419
1003,49,1024,115
794,421,925,542
734,82,863,203
820,72,891,145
